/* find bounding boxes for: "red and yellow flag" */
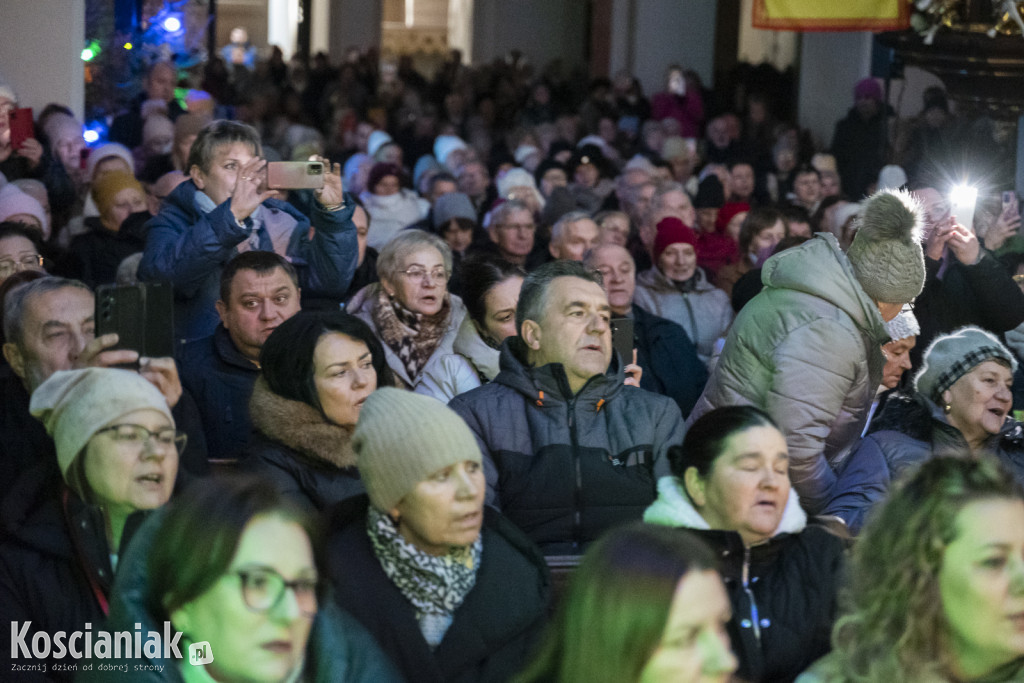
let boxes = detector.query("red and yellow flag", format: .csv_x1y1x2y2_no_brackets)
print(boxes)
752,0,910,31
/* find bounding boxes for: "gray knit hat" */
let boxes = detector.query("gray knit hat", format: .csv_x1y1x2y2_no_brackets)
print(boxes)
884,309,920,342
846,188,925,304
29,368,174,490
914,326,1017,403
433,192,477,230
353,387,482,511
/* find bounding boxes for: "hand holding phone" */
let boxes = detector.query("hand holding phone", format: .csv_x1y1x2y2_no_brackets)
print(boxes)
8,108,34,150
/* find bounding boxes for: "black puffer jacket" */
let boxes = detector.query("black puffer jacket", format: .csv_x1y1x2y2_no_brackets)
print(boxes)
645,476,847,683
326,496,550,683
855,392,1024,486
236,376,363,513
448,337,681,554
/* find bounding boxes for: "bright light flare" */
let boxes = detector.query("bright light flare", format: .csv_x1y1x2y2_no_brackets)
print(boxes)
83,130,100,144
161,16,182,32
949,184,978,233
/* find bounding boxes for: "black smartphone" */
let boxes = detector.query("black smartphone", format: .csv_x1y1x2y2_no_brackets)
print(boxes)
95,283,175,363
610,317,634,366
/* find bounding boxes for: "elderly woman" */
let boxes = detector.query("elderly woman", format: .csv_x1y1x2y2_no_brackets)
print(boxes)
0,221,46,284
59,170,148,287
517,523,736,683
634,216,733,366
347,229,468,391
239,311,392,512
327,388,550,683
358,162,429,250
850,326,1024,504
0,368,181,680
419,255,525,401
799,456,1024,683
644,405,846,683
83,476,400,682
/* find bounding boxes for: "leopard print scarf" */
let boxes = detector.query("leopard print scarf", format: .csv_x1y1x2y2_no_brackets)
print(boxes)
371,287,451,383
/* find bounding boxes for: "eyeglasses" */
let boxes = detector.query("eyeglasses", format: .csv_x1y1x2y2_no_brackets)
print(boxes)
0,253,45,278
95,423,187,453
235,566,318,617
496,223,536,232
399,266,449,283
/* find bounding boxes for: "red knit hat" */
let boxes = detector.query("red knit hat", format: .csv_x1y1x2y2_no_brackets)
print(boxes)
715,201,750,233
653,217,698,262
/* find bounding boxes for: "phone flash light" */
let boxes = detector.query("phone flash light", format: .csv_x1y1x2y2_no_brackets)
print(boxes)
949,184,978,233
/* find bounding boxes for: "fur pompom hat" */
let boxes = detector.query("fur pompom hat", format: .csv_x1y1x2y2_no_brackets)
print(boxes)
846,188,925,305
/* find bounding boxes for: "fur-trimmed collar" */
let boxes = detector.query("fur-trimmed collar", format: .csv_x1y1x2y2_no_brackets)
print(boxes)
248,376,356,469
644,475,807,535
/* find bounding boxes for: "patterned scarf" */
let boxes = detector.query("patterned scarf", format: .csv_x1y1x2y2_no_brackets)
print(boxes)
371,287,451,383
366,506,482,649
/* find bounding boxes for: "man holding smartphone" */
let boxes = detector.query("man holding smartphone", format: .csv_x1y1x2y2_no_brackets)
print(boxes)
138,119,358,342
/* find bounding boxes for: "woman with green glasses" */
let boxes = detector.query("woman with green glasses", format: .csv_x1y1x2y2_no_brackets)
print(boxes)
1,367,182,681
85,476,400,682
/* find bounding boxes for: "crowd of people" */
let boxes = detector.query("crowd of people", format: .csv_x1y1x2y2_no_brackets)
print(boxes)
1,40,1024,683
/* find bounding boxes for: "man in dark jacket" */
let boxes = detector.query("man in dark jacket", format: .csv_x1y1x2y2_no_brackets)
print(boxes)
586,244,707,416
448,260,683,555
908,184,1024,369
178,251,300,460
108,62,186,150
138,120,357,342
831,78,890,199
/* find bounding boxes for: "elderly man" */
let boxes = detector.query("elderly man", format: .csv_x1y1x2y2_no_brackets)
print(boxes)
689,189,927,514
485,199,538,267
138,120,357,342
586,244,707,416
177,251,301,460
907,183,1024,369
633,181,697,271
449,260,683,554
0,277,207,502
109,62,185,149
548,211,599,261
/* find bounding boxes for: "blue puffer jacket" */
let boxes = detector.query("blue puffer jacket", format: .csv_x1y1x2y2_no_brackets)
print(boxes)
448,337,682,555
138,180,358,342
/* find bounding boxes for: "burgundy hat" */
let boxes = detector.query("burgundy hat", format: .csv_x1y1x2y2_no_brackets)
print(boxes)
653,217,698,262
367,162,405,194
853,78,883,102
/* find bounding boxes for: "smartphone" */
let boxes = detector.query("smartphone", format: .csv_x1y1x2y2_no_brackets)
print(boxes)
265,161,325,190
95,283,175,363
1003,190,1019,218
8,108,33,149
610,317,634,367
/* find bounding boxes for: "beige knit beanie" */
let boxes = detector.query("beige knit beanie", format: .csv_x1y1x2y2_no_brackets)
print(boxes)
353,387,482,511
30,368,174,489
846,188,925,304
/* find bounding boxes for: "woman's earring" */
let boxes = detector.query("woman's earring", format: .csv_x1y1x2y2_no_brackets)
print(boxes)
944,403,952,414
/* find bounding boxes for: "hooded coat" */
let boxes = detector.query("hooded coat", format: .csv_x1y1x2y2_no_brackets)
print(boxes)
326,496,550,683
448,337,682,555
645,476,847,683
138,180,358,343
688,234,889,513
237,377,363,513
417,314,499,402
634,265,733,367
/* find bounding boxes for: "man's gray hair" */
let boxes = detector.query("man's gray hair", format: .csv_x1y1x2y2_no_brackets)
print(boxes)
516,260,603,336
644,181,689,225
487,199,532,229
186,119,262,174
550,210,593,247
377,229,453,283
4,277,92,348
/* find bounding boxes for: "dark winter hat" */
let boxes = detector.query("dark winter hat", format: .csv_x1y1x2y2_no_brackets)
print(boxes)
433,192,477,230
353,387,482,511
846,188,925,304
534,158,568,187
853,77,883,102
570,144,607,176
694,176,725,209
653,217,698,262
367,162,404,194
914,326,1017,403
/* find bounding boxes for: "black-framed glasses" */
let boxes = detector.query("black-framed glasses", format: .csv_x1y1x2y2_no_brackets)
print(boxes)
235,566,318,617
399,266,449,283
95,423,187,453
0,253,45,278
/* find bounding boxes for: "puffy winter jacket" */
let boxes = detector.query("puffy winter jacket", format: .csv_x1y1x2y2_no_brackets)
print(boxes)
689,234,889,513
346,283,468,391
138,180,358,342
448,337,682,554
417,314,499,402
645,476,847,683
326,495,549,683
634,265,733,366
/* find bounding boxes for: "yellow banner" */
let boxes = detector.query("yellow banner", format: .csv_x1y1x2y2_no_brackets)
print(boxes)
753,0,910,31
